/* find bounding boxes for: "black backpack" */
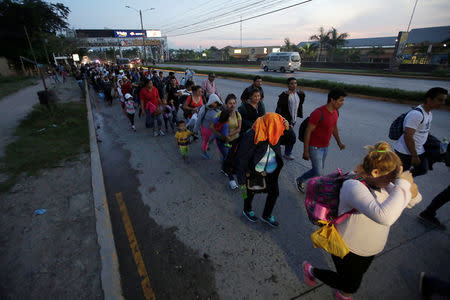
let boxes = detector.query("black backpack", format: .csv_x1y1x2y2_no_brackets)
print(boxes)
298,108,327,142
388,107,424,140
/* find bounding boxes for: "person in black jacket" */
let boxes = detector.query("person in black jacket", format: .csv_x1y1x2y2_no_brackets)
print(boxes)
235,113,290,227
275,77,306,160
238,88,266,134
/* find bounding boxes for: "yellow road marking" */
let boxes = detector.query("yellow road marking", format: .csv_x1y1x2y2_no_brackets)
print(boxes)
115,192,156,300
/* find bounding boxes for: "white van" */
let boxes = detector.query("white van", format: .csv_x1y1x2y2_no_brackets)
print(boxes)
261,52,301,73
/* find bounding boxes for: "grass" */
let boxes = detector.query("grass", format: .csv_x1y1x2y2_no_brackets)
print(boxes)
0,75,38,100
0,101,89,193
154,65,449,106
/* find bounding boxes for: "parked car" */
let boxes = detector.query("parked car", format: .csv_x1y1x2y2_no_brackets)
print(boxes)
261,52,301,73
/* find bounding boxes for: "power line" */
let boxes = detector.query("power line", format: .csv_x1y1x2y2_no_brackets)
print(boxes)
167,0,313,37
165,0,293,36
160,0,244,32
164,0,269,34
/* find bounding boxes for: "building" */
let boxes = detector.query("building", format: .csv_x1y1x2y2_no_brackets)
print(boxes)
74,29,169,62
229,46,283,61
297,25,449,64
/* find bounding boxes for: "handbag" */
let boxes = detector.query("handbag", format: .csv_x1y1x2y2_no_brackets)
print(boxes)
246,145,271,193
310,210,354,259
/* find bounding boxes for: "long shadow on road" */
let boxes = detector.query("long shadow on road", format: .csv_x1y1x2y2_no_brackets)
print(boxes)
91,91,218,300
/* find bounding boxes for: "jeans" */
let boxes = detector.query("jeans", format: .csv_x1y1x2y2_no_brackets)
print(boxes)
127,113,135,126
145,109,162,129
395,151,428,177
297,146,328,183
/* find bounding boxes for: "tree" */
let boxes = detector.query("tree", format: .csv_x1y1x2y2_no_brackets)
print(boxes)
299,42,317,61
281,38,300,53
327,27,349,49
326,27,349,62
310,27,330,62
0,0,70,64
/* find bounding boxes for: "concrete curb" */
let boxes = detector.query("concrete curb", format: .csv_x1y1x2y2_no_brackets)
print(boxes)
85,82,124,300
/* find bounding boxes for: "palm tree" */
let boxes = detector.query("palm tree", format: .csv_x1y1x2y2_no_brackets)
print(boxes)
310,27,330,62
281,38,300,52
327,27,349,62
327,27,349,48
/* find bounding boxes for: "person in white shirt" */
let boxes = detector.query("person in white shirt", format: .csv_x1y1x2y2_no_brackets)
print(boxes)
302,141,421,300
394,87,447,177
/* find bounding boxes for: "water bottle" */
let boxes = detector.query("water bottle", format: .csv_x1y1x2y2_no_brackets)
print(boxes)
441,138,448,154
241,185,247,199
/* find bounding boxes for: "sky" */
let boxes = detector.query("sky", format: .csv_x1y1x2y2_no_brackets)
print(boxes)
56,0,450,49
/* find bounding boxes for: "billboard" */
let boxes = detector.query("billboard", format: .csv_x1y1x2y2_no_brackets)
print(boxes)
114,30,145,38
120,39,161,47
146,30,162,38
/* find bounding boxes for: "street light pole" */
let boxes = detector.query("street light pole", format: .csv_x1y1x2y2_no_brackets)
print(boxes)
126,5,155,66
139,9,147,65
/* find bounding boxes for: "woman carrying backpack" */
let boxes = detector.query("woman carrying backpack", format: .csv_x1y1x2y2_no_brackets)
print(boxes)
302,141,422,300
234,113,290,227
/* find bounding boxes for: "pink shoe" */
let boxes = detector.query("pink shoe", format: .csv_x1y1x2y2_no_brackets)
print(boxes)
334,290,354,300
302,261,317,287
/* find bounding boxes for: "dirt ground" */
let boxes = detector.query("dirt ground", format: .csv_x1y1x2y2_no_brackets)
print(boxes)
0,79,103,300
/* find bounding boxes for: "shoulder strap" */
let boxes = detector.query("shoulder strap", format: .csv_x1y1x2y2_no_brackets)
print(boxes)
412,107,425,124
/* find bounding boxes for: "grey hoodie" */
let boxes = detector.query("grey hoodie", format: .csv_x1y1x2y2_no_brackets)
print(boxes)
194,94,222,133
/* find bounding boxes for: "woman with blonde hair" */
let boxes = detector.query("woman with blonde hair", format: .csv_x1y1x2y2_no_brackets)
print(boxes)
302,141,422,300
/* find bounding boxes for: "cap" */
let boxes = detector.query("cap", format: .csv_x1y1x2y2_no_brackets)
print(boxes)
125,93,133,99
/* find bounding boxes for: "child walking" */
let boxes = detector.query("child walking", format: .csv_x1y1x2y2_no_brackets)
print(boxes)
175,120,193,163
162,99,175,133
124,93,137,131
211,109,232,161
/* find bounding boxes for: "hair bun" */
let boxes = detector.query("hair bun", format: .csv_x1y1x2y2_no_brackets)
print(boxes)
364,141,391,153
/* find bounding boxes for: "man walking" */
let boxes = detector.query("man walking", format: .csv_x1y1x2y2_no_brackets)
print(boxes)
202,73,220,101
296,87,347,192
240,76,264,104
394,87,447,177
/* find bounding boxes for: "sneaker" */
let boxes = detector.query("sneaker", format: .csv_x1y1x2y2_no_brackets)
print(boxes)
131,125,136,131
334,290,354,300
296,178,305,193
159,130,165,136
284,154,295,160
243,210,257,222
220,169,229,177
153,131,159,137
229,180,238,190
261,215,279,227
201,152,210,159
418,211,446,230
302,261,317,287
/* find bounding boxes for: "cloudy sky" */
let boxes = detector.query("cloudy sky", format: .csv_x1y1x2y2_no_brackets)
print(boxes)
59,0,450,49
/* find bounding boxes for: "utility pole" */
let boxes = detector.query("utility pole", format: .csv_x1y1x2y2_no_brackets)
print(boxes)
139,9,147,65
240,16,243,48
126,5,154,66
407,0,419,32
24,25,47,90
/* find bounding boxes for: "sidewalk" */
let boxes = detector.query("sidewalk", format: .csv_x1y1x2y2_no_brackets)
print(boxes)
0,79,104,299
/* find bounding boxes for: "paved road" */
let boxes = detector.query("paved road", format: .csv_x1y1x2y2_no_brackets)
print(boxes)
159,63,450,92
95,74,450,299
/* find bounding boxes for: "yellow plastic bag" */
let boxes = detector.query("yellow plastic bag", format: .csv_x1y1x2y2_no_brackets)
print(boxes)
310,220,350,259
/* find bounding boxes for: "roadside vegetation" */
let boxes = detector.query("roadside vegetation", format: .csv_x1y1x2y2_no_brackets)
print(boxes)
0,75,38,100
154,66,449,106
0,101,89,193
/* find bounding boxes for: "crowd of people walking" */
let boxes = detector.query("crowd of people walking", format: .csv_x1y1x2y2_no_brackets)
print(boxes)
79,63,448,300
